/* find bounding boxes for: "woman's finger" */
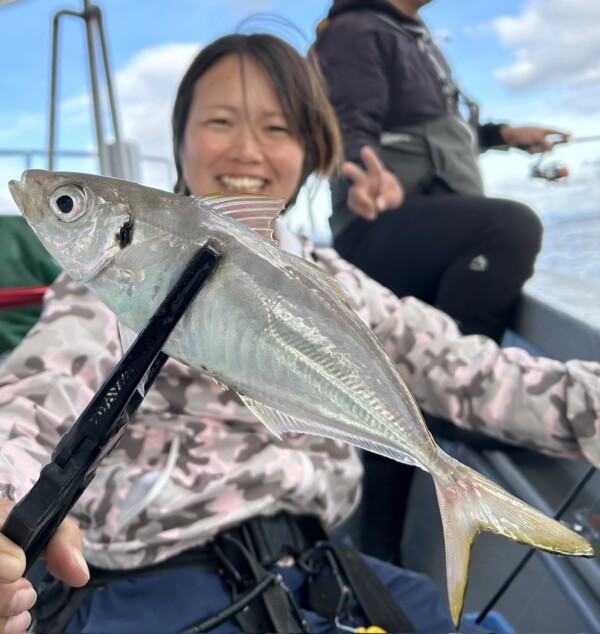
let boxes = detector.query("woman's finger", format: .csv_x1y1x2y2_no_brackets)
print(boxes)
1,609,32,634
342,160,367,186
0,578,36,618
0,499,87,588
43,518,89,588
348,186,377,220
360,146,385,177
0,504,25,586
543,127,571,140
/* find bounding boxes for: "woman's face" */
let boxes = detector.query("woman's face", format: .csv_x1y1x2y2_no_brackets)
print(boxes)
180,54,305,203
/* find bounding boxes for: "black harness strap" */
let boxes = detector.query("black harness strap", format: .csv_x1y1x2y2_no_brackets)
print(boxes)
297,514,416,632
328,536,416,633
215,532,306,633
225,511,311,567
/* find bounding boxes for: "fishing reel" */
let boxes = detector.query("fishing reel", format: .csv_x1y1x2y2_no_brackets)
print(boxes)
530,153,569,182
527,133,600,182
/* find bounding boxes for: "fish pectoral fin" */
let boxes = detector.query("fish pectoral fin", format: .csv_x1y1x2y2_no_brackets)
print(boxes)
211,377,230,392
196,193,285,243
113,240,165,273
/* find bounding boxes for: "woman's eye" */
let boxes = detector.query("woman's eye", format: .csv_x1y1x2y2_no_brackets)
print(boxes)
208,118,231,127
267,125,289,134
49,184,88,222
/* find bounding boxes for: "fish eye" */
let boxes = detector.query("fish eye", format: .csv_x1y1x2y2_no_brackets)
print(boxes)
50,184,88,222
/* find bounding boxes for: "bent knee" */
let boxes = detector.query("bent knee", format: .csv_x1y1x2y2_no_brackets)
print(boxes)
487,198,543,253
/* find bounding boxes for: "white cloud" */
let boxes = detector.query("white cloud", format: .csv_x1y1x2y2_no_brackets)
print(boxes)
116,43,201,160
67,42,203,191
491,0,600,106
0,163,21,214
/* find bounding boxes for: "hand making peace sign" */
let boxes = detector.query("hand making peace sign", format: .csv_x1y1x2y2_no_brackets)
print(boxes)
342,146,405,220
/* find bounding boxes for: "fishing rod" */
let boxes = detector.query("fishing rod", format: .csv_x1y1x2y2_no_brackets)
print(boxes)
553,134,600,146
476,465,598,625
530,134,600,182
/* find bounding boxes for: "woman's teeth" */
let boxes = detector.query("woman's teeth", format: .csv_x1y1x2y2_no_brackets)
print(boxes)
220,176,265,193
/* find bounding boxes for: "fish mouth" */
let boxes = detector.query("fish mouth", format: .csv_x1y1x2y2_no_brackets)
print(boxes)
8,179,25,214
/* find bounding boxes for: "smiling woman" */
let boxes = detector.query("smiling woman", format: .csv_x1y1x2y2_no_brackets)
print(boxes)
179,54,305,201
172,34,341,208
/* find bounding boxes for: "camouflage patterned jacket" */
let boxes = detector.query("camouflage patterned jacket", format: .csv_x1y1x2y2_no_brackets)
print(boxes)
0,240,598,569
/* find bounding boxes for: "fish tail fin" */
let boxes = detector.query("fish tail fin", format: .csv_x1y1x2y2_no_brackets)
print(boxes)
432,451,593,627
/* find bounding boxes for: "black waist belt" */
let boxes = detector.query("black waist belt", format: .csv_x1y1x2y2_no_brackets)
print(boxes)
31,511,416,633
219,512,321,567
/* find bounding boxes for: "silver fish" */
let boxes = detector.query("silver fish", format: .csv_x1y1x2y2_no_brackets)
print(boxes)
9,170,593,625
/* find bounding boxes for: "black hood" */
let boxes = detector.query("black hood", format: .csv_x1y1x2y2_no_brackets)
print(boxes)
326,0,418,24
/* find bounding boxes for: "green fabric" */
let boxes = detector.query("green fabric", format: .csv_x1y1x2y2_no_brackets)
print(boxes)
0,216,62,354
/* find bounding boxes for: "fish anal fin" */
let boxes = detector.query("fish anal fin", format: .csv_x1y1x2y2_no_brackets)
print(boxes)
237,394,301,440
238,394,423,470
196,193,285,244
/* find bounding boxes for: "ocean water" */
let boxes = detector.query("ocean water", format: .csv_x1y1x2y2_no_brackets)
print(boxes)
537,212,600,285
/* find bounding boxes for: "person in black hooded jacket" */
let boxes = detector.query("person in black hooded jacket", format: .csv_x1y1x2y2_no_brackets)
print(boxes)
313,0,568,345
312,0,569,564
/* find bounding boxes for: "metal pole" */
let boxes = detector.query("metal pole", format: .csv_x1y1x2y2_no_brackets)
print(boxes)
83,0,108,174
96,6,126,177
48,6,113,173
48,13,60,171
48,9,85,171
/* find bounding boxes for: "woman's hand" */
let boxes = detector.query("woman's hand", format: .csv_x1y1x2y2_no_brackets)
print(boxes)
0,498,89,633
343,146,405,220
500,125,571,154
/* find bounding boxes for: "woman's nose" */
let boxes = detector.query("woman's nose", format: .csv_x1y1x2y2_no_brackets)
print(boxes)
232,127,264,162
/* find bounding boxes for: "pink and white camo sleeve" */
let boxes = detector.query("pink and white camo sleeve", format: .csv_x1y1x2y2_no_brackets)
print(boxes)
315,247,600,469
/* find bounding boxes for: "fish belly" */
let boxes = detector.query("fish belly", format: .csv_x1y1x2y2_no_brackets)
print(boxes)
166,255,437,470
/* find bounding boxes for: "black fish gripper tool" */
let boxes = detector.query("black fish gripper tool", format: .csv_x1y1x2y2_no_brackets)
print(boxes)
1,244,222,573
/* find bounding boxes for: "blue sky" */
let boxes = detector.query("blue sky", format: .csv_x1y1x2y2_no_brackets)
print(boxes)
1,0,600,233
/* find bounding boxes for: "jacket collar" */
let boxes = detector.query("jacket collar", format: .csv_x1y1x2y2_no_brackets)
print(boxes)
326,0,420,25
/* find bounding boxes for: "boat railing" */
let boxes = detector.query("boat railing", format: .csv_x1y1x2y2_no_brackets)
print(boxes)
0,147,175,192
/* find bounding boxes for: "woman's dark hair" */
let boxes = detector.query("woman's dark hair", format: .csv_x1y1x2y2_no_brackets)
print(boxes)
172,33,341,206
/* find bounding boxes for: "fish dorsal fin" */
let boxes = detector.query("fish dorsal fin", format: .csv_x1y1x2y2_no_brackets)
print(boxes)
196,193,285,243
294,256,352,307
